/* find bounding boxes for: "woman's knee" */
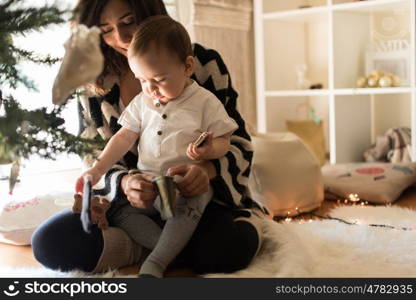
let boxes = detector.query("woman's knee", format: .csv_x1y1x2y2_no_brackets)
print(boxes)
186,203,260,274
229,220,260,269
32,209,103,272
193,220,259,274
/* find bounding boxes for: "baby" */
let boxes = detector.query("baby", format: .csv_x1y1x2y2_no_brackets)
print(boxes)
76,15,237,277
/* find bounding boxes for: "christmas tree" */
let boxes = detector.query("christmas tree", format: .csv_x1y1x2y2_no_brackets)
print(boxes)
0,0,102,192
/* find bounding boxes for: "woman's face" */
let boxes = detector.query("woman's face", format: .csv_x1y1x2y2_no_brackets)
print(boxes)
99,0,138,57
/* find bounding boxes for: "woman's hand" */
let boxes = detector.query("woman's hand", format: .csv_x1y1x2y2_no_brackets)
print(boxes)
121,173,157,208
167,164,210,197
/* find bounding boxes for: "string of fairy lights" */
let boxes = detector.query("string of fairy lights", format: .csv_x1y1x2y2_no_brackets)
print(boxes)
273,193,414,232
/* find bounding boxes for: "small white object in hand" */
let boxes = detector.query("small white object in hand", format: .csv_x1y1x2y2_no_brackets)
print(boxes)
52,24,104,105
172,175,184,183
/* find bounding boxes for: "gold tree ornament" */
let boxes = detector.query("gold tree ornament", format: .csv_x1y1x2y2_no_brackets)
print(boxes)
8,161,20,195
378,76,392,88
356,71,402,88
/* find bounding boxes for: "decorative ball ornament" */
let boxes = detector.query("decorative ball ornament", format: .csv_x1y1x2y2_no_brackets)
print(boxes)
367,76,378,87
378,75,392,87
356,70,401,88
356,77,367,88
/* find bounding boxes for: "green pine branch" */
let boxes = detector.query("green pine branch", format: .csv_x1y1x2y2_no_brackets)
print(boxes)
0,1,105,164
0,0,67,89
0,1,68,35
11,45,60,65
0,93,105,162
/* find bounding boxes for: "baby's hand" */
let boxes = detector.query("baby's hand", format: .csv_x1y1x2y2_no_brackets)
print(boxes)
75,168,102,194
186,132,214,161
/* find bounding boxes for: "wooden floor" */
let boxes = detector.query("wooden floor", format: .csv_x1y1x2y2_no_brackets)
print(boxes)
1,186,416,276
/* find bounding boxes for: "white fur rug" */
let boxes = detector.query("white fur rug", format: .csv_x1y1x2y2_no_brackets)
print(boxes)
206,206,416,278
1,206,415,278
0,267,134,278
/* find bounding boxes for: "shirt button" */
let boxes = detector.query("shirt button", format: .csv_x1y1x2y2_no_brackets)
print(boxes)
162,114,167,119
155,102,161,107
157,130,162,136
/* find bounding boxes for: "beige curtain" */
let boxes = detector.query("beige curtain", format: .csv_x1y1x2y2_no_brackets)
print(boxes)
186,0,256,129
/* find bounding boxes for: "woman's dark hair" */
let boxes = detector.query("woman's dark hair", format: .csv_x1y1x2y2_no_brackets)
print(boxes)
74,0,168,93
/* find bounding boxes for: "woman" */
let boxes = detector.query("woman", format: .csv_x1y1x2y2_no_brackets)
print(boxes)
32,0,266,275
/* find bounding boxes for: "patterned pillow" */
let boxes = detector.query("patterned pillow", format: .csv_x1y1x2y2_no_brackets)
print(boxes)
322,162,416,204
0,193,72,245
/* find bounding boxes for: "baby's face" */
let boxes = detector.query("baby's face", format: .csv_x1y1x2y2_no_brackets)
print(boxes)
128,47,193,104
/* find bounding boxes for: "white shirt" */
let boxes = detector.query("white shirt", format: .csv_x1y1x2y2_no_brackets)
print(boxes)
118,81,238,176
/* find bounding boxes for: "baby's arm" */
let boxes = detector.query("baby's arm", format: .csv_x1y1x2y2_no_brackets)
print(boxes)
187,132,231,161
93,127,139,174
76,128,139,191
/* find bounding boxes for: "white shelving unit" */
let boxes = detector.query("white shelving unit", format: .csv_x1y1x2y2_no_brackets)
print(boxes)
254,0,416,163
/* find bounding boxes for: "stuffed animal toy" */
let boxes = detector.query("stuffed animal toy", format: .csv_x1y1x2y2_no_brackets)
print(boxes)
72,194,110,229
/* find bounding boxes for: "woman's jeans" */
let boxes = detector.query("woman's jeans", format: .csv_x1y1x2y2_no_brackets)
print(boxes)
32,201,259,274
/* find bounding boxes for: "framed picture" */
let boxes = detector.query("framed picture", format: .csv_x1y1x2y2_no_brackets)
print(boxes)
366,47,410,86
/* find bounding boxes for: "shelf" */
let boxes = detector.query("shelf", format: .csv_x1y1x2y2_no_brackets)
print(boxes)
332,0,411,13
261,0,410,20
255,0,416,162
263,6,328,21
263,15,329,91
332,0,412,89
334,87,413,95
265,87,413,97
262,0,327,14
265,90,330,97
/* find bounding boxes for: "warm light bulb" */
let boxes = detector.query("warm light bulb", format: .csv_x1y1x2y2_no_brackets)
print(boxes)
348,193,360,202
